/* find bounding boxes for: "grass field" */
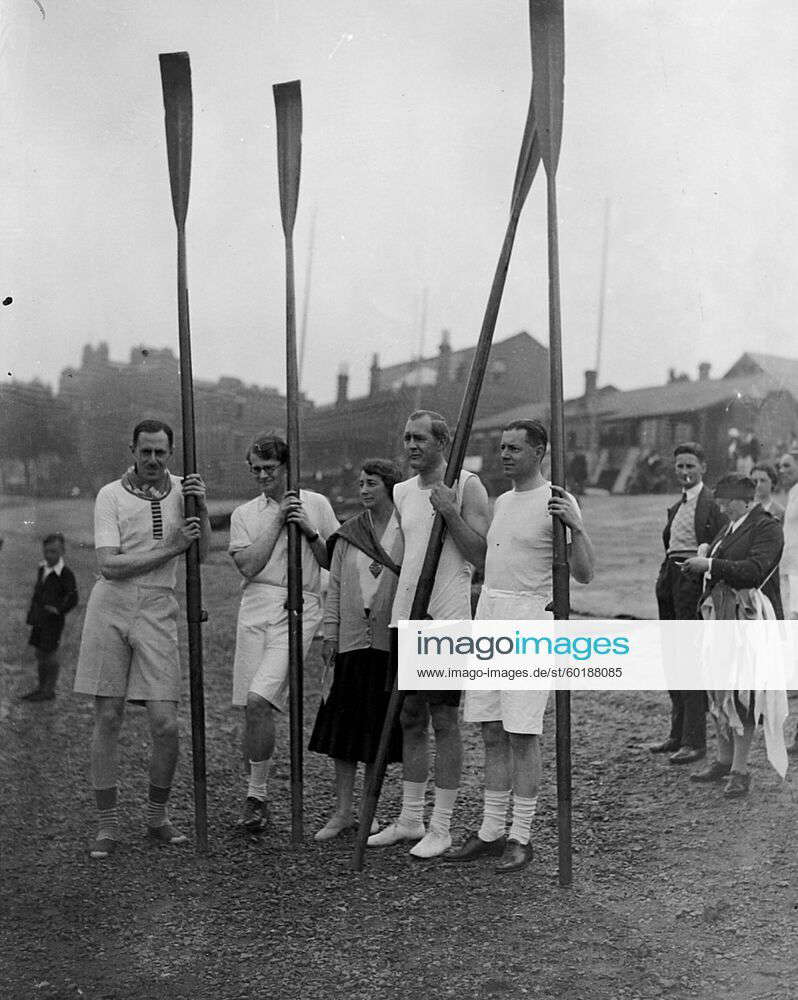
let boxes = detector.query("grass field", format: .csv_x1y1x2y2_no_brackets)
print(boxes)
1,493,797,1000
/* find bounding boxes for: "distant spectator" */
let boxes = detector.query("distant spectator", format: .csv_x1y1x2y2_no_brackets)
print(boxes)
21,533,78,701
651,442,727,764
737,428,760,475
751,463,784,522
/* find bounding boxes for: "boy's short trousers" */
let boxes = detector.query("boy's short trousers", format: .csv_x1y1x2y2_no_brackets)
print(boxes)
74,579,181,702
232,583,323,711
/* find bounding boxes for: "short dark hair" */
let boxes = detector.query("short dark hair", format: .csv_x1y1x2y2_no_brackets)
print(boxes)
43,533,65,548
132,419,174,448
751,462,779,488
248,432,288,465
503,419,548,451
673,441,704,462
361,458,403,495
407,410,450,446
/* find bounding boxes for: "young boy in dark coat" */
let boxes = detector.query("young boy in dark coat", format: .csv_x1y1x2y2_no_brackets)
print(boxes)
22,533,79,701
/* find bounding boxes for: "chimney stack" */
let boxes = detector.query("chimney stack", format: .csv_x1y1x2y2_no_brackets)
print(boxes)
336,363,349,407
698,362,711,382
584,369,598,400
369,353,381,396
436,329,452,385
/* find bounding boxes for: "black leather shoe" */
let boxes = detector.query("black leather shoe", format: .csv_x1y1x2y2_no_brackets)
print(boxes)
723,771,751,798
649,738,680,754
690,760,732,783
442,832,506,863
21,689,54,702
494,838,533,874
669,746,706,765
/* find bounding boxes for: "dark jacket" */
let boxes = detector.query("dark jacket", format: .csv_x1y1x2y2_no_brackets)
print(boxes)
701,505,784,619
661,484,728,554
26,564,79,648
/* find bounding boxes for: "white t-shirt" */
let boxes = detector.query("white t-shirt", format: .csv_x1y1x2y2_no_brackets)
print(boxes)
484,482,574,597
391,472,476,624
228,489,339,595
94,474,185,589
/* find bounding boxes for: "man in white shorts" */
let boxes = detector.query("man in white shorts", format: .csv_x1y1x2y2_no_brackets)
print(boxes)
367,410,489,859
74,419,210,859
444,419,594,873
229,432,339,835
777,451,798,755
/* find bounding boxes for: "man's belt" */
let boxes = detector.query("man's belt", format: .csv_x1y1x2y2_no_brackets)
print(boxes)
666,549,697,564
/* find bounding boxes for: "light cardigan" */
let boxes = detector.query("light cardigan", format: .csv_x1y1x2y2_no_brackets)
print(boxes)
323,517,403,654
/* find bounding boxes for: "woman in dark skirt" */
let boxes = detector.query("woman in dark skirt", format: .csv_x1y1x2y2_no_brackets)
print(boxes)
309,458,404,840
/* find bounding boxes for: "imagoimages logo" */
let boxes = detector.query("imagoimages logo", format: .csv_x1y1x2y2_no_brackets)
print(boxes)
416,630,630,661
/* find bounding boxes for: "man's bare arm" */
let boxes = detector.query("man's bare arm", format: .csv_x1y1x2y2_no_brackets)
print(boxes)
97,519,201,580
430,476,489,570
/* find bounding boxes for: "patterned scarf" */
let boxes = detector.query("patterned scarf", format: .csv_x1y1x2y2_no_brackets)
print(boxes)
120,465,173,501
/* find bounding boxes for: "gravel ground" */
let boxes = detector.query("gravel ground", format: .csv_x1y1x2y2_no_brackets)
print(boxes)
2,500,797,1000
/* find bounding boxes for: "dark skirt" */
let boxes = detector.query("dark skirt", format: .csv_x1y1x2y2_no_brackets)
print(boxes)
309,648,403,765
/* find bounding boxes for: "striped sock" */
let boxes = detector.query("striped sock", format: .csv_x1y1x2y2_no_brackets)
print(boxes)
95,785,119,841
147,784,171,829
397,780,426,829
478,788,510,842
429,786,458,836
509,794,538,846
247,759,271,802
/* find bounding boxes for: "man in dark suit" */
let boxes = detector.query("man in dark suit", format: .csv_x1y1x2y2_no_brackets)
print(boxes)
681,473,784,796
652,442,728,763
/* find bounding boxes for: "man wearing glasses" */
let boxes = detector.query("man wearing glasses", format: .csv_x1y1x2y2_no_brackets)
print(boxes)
229,433,339,835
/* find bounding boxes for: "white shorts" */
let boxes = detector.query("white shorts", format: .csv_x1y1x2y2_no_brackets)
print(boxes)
781,574,798,617
231,583,323,711
463,588,552,735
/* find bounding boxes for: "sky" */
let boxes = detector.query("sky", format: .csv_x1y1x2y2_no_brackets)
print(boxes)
2,0,797,406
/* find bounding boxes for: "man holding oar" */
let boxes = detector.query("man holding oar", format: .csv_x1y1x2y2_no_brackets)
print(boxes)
444,419,594,873
368,410,489,859
74,420,211,859
229,432,338,837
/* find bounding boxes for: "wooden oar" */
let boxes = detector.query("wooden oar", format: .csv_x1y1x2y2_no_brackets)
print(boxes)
529,0,572,887
352,91,542,873
159,51,208,854
273,80,305,844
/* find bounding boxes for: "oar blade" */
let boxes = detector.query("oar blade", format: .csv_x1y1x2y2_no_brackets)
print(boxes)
159,52,193,228
529,0,564,175
510,94,542,213
273,80,303,237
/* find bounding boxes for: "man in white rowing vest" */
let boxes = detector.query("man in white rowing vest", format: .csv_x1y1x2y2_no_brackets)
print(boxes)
368,410,489,859
444,419,594,873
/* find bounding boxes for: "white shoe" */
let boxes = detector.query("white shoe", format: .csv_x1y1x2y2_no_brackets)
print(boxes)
367,820,425,848
409,829,452,859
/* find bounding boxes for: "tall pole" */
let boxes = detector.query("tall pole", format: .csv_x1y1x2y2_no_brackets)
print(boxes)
159,51,208,854
298,208,317,389
352,85,542,872
529,0,572,887
273,80,305,844
412,287,428,412
594,198,611,379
